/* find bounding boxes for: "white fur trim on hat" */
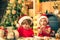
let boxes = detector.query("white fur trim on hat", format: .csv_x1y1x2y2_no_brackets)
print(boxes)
16,24,20,27
18,16,32,25
37,16,48,25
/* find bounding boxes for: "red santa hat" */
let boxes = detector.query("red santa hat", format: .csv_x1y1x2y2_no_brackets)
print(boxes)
37,14,48,24
18,15,33,25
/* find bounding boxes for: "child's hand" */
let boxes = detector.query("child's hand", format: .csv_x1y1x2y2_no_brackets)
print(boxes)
44,28,51,34
45,28,51,34
38,28,42,34
40,26,45,30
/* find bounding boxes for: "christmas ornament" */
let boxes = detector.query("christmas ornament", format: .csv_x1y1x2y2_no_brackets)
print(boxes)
7,7,11,10
12,10,16,14
13,3,16,9
10,0,16,3
18,0,22,4
6,10,11,14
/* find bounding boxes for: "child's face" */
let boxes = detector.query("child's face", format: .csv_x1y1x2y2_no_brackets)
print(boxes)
39,18,47,26
23,24,30,28
22,20,30,29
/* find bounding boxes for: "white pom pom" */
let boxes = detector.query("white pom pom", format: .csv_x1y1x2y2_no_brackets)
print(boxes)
16,24,20,28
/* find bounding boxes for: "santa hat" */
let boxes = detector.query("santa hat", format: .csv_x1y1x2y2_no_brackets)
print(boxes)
18,16,33,25
37,14,48,25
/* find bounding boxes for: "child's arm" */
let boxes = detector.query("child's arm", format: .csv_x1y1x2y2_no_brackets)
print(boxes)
37,27,44,37
38,27,43,34
45,28,51,34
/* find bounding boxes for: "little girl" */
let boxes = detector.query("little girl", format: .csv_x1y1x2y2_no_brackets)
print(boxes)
37,14,51,37
17,16,34,37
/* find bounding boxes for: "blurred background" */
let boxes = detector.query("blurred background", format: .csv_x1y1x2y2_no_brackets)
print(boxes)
0,0,60,36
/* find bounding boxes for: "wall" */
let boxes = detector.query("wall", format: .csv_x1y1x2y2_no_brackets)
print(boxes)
40,1,60,13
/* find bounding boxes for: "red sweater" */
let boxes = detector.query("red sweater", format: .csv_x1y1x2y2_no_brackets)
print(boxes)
38,25,51,37
17,26,34,37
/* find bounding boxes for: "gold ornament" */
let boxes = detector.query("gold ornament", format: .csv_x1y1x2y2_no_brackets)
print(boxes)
12,10,16,14
13,3,16,9
9,0,15,3
18,0,22,4
21,6,28,15
7,7,11,9
6,10,11,14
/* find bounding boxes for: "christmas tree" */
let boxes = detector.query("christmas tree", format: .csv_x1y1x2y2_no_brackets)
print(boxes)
0,0,24,29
